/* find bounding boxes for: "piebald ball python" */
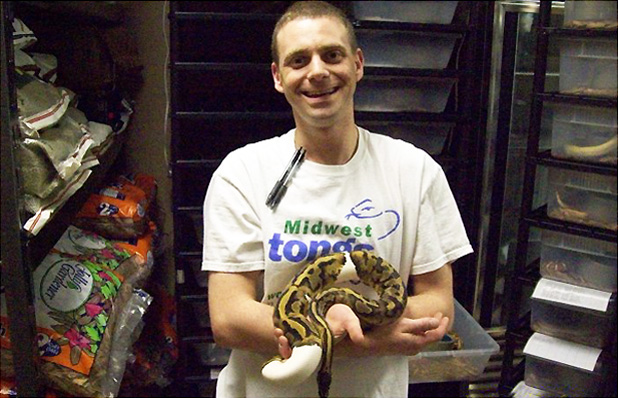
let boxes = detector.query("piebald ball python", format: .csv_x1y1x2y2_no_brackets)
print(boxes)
261,250,408,398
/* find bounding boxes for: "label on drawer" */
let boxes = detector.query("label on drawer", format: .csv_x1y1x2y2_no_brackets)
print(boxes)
532,278,611,312
524,333,601,371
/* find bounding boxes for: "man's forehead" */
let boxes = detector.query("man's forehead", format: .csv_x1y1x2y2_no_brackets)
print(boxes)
277,17,351,51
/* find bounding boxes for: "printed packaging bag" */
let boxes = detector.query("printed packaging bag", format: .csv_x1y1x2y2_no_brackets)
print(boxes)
0,252,123,375
52,223,156,271
74,173,157,239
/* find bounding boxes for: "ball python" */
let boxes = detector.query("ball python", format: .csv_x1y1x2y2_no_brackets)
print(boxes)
261,249,408,398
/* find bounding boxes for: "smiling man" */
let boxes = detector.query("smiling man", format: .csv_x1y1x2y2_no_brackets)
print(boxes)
202,2,473,397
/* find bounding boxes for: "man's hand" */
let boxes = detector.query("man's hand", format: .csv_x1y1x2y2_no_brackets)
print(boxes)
273,303,359,359
360,312,449,356
273,303,448,358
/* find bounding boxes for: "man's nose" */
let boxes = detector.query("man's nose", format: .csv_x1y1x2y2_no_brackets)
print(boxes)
307,56,329,80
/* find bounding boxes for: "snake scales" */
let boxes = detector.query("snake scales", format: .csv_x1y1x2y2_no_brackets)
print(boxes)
261,250,408,398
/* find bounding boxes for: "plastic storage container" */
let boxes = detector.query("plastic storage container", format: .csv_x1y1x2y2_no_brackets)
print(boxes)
530,278,616,348
540,229,617,292
546,167,617,231
511,381,556,398
355,77,455,113
357,30,458,69
564,0,618,29
360,121,452,155
524,333,607,397
549,103,617,165
408,300,499,383
352,1,458,24
558,37,617,97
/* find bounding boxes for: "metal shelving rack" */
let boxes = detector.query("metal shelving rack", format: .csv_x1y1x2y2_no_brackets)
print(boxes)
0,3,42,396
1,2,129,396
498,1,618,396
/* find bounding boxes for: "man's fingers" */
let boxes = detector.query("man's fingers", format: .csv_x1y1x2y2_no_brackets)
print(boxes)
278,334,292,359
342,316,364,344
326,303,364,343
398,316,443,335
425,315,449,339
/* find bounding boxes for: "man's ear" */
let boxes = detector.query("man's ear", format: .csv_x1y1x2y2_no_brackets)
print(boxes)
355,48,364,82
271,62,284,93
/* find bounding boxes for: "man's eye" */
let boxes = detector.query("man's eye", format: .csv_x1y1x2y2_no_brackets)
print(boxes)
324,51,343,63
290,57,307,68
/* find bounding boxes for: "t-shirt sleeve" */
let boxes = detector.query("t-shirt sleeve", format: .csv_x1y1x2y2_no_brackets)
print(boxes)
411,167,473,275
201,161,265,273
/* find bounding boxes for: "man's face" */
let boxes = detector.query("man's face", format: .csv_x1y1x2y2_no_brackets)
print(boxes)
271,16,364,127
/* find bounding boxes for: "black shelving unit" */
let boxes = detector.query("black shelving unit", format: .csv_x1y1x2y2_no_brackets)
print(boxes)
0,3,42,396
498,1,617,396
1,1,130,396
169,1,493,395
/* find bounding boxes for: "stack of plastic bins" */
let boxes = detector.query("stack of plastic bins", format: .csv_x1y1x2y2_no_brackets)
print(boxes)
552,0,618,170
523,278,616,397
352,0,459,140
354,32,457,151
519,1,618,396
554,0,617,157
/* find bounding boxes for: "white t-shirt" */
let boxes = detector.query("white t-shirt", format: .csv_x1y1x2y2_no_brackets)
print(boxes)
202,127,473,398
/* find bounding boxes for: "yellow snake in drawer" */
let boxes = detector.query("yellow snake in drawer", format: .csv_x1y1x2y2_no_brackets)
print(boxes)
261,250,408,398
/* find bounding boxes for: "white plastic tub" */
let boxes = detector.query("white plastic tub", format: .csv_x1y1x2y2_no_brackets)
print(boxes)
530,278,616,348
524,333,607,397
357,30,458,69
360,121,452,155
408,300,499,383
352,1,458,24
549,103,617,165
546,167,617,230
564,0,617,29
355,77,455,113
540,230,617,292
558,37,617,97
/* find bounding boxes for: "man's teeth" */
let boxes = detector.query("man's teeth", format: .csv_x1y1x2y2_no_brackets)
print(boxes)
305,88,336,98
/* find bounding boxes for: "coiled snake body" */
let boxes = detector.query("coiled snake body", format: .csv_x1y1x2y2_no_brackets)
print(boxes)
261,250,408,398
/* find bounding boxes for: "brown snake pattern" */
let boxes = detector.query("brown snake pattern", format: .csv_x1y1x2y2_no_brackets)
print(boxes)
262,250,408,398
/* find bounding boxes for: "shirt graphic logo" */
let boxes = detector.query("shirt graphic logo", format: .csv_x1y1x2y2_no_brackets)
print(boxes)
345,198,400,240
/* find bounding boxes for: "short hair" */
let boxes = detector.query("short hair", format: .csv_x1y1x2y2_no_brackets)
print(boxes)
271,1,357,65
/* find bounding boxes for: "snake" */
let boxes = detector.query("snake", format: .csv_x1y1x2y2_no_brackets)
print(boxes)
261,249,408,398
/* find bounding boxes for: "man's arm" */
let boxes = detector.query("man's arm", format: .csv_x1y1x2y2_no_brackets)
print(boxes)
405,262,454,330
208,271,280,355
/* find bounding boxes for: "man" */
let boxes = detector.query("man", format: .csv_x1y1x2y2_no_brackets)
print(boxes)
202,2,473,397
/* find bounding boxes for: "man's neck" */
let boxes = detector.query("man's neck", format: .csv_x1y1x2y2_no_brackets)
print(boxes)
294,121,359,165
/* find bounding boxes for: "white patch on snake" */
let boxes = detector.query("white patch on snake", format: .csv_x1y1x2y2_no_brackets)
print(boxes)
336,251,358,284
262,344,322,385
